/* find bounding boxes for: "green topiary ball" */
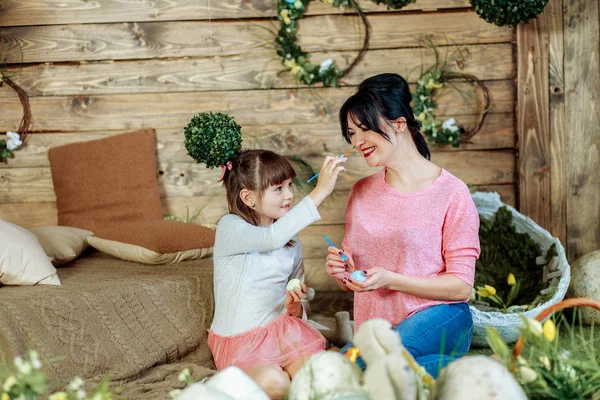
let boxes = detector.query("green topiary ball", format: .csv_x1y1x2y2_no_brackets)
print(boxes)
183,112,243,169
372,0,415,10
470,0,549,27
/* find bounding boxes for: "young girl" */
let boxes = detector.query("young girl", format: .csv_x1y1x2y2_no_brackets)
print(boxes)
325,73,480,378
208,149,346,387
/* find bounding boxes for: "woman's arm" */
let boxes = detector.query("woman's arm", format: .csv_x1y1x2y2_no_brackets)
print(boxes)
345,268,472,301
387,272,472,301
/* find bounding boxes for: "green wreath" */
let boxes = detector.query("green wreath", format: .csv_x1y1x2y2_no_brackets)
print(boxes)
470,0,549,27
276,0,415,87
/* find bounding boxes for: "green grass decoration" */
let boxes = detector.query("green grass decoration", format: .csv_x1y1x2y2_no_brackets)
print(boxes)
184,112,243,169
476,206,544,307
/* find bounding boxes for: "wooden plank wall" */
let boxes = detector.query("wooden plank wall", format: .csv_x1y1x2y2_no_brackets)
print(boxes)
517,0,600,261
0,1,517,279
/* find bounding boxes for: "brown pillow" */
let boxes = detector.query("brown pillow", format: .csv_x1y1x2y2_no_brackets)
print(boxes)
48,129,163,232
87,220,215,264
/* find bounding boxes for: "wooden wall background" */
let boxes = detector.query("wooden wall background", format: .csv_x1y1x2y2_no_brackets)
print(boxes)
1,0,521,287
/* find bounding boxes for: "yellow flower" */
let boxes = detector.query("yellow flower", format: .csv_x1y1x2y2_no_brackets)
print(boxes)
416,112,426,122
477,285,497,297
543,319,556,341
283,59,302,76
280,9,291,25
2,393,9,400
424,78,443,90
507,273,516,286
484,285,497,295
49,392,68,400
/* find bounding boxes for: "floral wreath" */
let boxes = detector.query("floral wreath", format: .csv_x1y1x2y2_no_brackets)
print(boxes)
412,39,490,147
275,0,415,87
0,53,31,163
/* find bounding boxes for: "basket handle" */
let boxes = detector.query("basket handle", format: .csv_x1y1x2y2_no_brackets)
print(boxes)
513,297,600,357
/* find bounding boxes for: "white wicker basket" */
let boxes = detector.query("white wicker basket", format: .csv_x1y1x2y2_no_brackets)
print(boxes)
469,192,570,347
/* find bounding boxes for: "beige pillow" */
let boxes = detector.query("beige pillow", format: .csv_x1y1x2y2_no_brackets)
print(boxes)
0,220,61,286
28,226,93,266
88,220,215,265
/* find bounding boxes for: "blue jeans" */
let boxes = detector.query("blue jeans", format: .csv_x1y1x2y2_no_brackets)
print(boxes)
340,303,473,378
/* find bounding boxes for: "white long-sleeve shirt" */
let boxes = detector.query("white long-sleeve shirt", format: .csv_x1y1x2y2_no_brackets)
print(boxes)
210,196,321,336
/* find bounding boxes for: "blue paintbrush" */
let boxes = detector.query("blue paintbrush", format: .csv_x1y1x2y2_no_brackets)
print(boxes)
307,147,355,183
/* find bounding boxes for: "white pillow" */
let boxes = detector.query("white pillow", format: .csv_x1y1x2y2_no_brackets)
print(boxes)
0,220,61,286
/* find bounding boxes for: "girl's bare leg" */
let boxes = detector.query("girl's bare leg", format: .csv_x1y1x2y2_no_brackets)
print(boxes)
245,364,290,400
283,356,307,379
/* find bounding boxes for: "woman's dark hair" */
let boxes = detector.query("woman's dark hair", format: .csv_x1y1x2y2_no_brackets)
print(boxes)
339,73,430,160
222,149,296,227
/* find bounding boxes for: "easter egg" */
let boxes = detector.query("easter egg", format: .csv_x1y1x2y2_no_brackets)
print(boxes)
350,270,367,282
286,278,302,291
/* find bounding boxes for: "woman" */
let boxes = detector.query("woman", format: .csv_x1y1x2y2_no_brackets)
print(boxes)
325,73,480,378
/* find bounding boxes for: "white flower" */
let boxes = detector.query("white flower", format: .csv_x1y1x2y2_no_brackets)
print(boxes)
6,131,22,151
169,389,182,399
3,376,17,392
524,318,543,336
68,376,85,391
13,356,23,368
32,358,42,370
518,366,538,384
178,368,191,383
319,58,333,74
442,118,459,133
76,389,86,400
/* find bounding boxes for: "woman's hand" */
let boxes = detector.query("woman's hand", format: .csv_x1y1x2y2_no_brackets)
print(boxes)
325,246,352,280
284,281,307,318
309,156,346,207
344,267,394,292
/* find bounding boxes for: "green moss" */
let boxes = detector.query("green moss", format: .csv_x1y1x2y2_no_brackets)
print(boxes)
475,206,544,306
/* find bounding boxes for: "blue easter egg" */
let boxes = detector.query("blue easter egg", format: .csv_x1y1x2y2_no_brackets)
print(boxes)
350,270,367,282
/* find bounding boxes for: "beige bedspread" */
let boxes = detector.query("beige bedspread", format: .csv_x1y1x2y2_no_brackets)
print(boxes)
0,252,216,399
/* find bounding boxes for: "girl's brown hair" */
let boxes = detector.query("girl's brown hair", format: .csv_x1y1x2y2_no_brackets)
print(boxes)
222,149,297,227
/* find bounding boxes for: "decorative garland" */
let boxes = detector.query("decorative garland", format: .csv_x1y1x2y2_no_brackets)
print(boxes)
470,0,550,27
275,0,414,87
412,40,490,147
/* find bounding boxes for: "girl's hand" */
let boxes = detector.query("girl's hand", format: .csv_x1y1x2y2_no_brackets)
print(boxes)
309,156,346,207
284,281,307,318
344,267,393,292
325,246,352,280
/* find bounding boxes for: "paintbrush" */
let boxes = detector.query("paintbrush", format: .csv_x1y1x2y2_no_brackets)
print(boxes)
306,147,355,183
322,235,355,271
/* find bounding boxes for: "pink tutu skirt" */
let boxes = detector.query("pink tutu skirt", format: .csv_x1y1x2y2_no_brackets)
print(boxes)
208,314,325,370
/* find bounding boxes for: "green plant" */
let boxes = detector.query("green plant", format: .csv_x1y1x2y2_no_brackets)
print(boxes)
184,112,243,169
0,351,114,400
470,0,550,27
487,305,600,399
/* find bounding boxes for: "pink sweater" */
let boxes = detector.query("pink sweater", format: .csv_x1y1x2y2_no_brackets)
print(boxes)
342,169,480,331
